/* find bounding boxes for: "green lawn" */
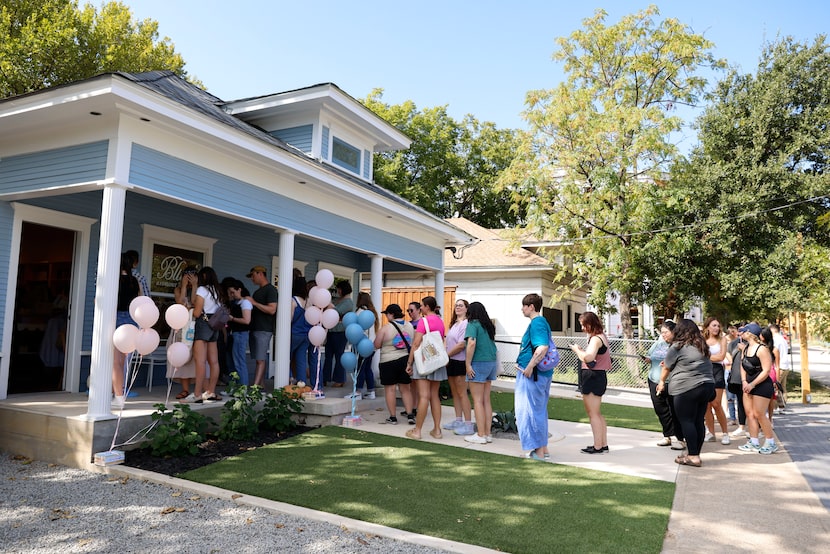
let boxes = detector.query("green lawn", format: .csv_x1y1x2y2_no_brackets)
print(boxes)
490,391,663,432
182,426,674,553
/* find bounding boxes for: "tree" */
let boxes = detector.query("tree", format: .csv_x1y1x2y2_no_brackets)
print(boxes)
363,89,524,228
502,6,722,337
668,35,830,326
0,0,195,98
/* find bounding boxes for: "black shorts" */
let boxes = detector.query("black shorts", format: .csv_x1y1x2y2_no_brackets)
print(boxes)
712,363,726,389
581,369,607,397
379,356,411,386
749,377,775,399
446,358,466,377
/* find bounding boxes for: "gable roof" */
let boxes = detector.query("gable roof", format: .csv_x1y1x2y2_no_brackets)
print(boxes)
117,72,470,240
444,217,551,269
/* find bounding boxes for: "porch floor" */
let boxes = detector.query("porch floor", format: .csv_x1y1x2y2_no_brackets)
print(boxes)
0,385,387,468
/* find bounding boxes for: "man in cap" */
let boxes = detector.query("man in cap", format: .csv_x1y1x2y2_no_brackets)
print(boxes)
245,265,278,386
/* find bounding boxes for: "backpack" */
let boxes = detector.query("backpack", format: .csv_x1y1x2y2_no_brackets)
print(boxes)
537,337,560,371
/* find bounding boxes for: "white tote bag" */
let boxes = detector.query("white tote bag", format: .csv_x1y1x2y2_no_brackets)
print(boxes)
413,316,449,376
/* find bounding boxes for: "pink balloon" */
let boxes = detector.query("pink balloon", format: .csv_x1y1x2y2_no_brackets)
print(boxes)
129,295,154,321
310,286,331,309
113,324,139,354
133,302,160,329
166,341,191,367
304,305,322,326
165,303,190,330
308,325,327,347
315,269,334,290
321,308,340,329
135,328,160,355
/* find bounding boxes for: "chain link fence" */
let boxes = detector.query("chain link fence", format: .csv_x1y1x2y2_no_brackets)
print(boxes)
497,336,657,391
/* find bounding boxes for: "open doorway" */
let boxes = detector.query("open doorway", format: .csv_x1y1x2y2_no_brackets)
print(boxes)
8,222,75,394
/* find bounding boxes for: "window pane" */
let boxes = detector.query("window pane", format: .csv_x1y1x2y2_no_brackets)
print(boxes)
332,137,360,173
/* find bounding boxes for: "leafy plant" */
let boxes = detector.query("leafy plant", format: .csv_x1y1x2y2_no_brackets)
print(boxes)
260,387,303,432
491,410,518,434
217,382,265,441
145,402,212,457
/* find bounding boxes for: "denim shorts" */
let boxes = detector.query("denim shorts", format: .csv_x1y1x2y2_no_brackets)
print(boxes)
467,360,498,383
193,316,219,342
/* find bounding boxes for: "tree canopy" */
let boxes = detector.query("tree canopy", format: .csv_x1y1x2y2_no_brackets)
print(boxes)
363,89,524,228
0,0,195,98
666,35,830,325
502,6,722,337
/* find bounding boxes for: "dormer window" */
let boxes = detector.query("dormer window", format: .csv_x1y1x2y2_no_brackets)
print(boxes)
331,136,361,174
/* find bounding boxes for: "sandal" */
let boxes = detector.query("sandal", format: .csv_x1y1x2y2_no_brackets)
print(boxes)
429,430,443,439
674,455,702,467
176,390,189,400
405,429,421,440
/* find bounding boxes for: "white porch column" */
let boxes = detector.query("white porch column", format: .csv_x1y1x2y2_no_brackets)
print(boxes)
274,230,296,388
369,255,384,373
83,183,128,421
434,270,446,312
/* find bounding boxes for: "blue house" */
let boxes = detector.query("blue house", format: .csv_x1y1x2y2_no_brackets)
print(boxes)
0,72,471,462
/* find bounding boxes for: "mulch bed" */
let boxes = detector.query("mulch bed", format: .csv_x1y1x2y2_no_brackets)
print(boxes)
123,426,314,476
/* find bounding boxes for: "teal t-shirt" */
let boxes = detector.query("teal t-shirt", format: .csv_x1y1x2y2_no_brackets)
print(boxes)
517,316,552,376
465,320,497,362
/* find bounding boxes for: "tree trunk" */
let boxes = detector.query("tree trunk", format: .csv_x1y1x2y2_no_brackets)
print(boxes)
798,313,811,404
618,291,642,384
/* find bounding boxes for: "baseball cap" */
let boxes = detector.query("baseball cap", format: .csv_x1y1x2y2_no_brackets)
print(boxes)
246,265,267,278
382,304,403,317
738,322,762,336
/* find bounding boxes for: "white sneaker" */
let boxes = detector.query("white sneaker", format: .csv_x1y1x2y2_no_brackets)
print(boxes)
721,434,731,445
730,427,745,437
464,434,488,444
704,431,715,442
362,391,376,399
181,393,198,403
112,396,125,408
485,435,493,443
343,392,361,399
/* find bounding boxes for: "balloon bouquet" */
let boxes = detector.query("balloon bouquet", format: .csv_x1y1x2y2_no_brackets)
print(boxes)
342,309,376,426
112,296,162,401
108,295,161,452
304,269,338,399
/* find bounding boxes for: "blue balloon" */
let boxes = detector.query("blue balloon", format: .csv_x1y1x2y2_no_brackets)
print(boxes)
345,323,365,345
341,351,357,372
357,337,375,358
342,311,358,327
357,310,376,330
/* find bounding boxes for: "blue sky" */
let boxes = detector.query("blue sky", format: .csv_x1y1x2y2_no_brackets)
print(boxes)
127,0,827,141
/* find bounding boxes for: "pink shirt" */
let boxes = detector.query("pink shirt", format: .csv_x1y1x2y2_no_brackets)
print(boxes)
416,314,445,339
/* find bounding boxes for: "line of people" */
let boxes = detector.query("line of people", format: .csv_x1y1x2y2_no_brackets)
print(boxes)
165,265,277,403
646,317,784,467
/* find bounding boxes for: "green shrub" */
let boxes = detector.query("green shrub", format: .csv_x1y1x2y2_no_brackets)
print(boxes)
146,403,212,457
217,383,265,440
492,410,518,434
260,388,303,432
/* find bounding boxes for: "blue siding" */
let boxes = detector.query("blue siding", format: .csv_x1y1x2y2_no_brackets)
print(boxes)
0,142,108,194
269,125,313,153
363,149,371,179
0,202,12,348
129,144,441,269
321,126,330,160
